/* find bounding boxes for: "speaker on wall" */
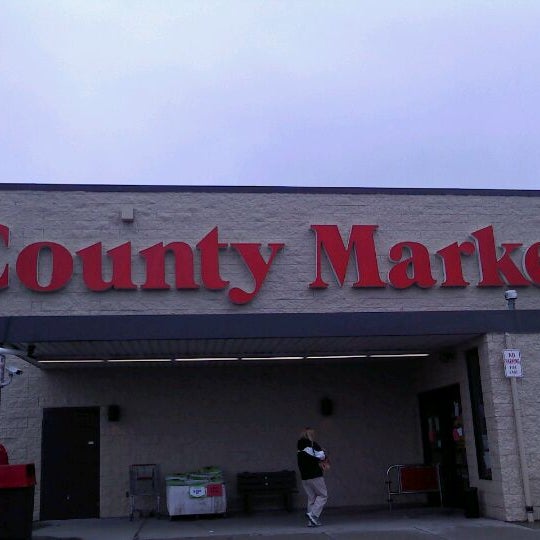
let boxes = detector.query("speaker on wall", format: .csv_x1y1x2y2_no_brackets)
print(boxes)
320,397,334,416
107,404,121,422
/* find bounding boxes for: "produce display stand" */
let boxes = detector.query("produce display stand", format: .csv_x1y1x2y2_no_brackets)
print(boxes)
166,467,226,517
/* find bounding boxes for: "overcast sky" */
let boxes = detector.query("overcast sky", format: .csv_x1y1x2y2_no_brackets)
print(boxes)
1,1,539,189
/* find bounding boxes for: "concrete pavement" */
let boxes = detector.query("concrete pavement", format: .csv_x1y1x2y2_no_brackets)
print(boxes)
31,507,540,540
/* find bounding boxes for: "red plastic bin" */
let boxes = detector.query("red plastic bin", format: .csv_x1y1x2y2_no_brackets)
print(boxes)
0,464,36,540
0,464,36,488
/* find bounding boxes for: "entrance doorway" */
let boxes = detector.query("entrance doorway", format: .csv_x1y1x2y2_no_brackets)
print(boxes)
40,407,100,520
418,384,468,507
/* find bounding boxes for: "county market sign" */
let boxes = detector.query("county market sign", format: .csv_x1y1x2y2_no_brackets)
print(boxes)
0,224,539,305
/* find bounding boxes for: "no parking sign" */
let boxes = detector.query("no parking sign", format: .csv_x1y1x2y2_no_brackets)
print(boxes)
503,349,523,378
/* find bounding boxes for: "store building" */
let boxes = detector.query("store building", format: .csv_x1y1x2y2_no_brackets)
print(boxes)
0,183,539,522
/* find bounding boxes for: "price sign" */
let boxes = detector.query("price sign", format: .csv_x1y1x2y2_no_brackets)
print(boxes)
503,349,522,378
189,486,207,498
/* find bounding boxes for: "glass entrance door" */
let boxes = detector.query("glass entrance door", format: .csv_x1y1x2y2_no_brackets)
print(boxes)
418,384,469,507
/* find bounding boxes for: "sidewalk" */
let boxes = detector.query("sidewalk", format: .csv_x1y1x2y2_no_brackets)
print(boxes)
31,507,540,540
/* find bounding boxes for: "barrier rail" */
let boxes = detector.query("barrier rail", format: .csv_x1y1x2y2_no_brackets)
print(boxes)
385,464,442,510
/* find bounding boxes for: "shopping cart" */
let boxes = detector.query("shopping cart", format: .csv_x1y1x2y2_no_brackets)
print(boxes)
129,464,161,520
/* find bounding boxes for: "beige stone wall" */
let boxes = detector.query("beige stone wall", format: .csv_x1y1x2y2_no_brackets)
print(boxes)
479,333,540,521
0,188,539,315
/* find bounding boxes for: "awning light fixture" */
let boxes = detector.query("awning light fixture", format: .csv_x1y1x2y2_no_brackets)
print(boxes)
38,359,106,364
174,357,239,362
241,356,304,361
107,358,172,363
36,352,431,365
369,353,430,358
305,354,368,359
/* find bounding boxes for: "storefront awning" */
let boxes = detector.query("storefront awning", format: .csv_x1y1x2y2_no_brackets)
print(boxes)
0,310,534,368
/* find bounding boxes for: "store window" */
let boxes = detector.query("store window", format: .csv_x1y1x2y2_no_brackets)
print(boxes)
466,348,492,480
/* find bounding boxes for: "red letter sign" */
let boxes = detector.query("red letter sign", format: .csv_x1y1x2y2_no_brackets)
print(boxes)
197,227,229,290
436,241,475,287
77,242,137,290
471,226,530,286
523,242,540,284
309,225,385,288
229,242,284,304
139,242,199,290
16,242,73,291
388,242,437,289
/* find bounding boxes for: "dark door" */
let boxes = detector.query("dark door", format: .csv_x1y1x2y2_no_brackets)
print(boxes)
40,407,100,520
418,384,468,508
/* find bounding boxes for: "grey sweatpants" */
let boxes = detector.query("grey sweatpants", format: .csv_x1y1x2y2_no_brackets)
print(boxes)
302,476,328,518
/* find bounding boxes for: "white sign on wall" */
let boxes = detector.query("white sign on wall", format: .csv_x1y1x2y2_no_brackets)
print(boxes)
503,349,523,378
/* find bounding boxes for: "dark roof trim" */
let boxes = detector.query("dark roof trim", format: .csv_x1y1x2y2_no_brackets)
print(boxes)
1,183,540,197
0,310,535,343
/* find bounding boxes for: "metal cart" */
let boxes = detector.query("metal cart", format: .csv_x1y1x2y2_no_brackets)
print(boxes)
129,464,161,520
385,464,442,510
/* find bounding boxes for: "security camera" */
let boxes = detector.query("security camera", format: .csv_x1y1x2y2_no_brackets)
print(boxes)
6,366,23,375
505,290,518,300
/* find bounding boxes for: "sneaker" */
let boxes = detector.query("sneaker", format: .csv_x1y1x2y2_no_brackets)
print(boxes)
306,512,321,526
307,521,315,527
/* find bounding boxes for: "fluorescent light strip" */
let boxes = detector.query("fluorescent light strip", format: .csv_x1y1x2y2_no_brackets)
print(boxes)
39,360,106,364
174,357,239,362
305,355,368,359
107,358,172,363
241,356,304,361
370,353,430,358
38,354,430,365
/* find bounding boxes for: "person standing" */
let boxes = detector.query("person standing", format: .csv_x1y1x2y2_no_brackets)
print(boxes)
297,427,328,527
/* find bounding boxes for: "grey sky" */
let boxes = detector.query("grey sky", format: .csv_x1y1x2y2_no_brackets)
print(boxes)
1,1,539,188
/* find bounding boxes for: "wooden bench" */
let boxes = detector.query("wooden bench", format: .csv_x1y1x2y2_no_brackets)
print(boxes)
237,470,297,513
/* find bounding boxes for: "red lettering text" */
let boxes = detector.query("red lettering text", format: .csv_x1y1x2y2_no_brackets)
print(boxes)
16,242,73,292
309,225,385,288
77,242,137,291
471,226,530,286
388,242,437,289
139,242,199,290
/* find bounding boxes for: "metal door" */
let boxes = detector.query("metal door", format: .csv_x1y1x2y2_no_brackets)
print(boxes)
40,407,100,519
418,384,468,508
